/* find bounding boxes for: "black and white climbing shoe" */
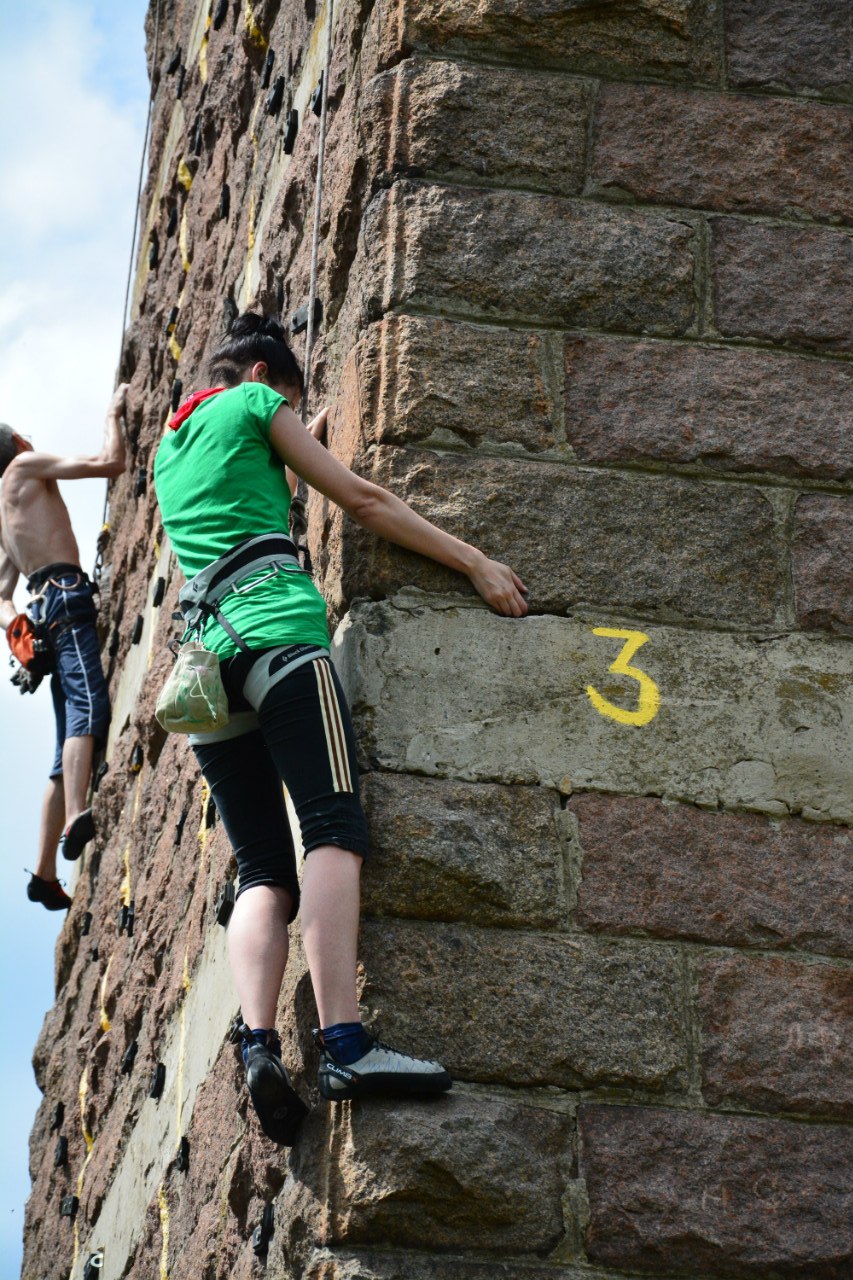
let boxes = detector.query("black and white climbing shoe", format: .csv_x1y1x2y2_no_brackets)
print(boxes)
242,1026,308,1145
314,1029,452,1101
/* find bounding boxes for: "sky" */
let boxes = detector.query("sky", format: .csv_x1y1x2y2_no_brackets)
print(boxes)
0,1,150,1271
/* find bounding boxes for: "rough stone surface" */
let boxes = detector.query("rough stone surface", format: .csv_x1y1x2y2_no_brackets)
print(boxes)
571,794,853,957
711,219,853,352
360,772,566,929
302,1254,659,1280
359,920,690,1091
699,953,853,1119
327,448,783,626
564,335,853,480
726,0,853,101
382,0,723,85
364,58,592,196
792,494,853,634
357,181,698,334
336,601,853,823
593,83,853,223
340,314,560,455
580,1103,853,1276
285,1093,574,1256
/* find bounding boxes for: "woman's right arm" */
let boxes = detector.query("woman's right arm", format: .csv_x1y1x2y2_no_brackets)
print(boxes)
269,403,528,618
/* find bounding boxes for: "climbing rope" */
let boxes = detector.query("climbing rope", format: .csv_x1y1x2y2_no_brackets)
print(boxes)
94,0,164,583
289,0,334,562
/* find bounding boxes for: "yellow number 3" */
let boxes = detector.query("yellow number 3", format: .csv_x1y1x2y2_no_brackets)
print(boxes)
585,628,660,727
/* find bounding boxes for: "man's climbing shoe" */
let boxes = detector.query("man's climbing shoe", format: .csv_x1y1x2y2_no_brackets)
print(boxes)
241,1025,308,1146
27,873,72,911
314,1028,452,1101
59,808,95,862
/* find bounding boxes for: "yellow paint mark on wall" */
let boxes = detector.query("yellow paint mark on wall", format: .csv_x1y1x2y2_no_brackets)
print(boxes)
158,1182,171,1280
120,844,132,907
132,771,144,822
177,158,194,191
198,779,211,870
585,628,660,727
247,189,256,253
169,334,183,362
199,14,211,82
244,0,268,47
99,957,113,1033
79,1068,94,1152
179,209,191,273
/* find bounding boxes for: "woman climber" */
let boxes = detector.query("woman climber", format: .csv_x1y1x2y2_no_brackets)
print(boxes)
153,311,529,1144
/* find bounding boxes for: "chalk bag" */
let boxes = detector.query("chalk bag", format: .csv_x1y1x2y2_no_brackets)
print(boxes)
155,641,229,735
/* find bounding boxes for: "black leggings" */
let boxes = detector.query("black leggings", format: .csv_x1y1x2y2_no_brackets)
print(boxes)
192,653,369,919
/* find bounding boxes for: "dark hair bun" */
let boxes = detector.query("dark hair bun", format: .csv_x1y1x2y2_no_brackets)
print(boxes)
229,312,286,342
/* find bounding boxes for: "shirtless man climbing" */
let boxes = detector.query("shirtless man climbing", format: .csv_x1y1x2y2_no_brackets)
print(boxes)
0,386,128,910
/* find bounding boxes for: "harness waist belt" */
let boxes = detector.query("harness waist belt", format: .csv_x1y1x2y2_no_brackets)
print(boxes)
178,535,303,652
27,563,89,594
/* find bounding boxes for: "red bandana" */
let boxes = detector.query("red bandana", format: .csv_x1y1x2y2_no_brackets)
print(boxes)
168,386,226,430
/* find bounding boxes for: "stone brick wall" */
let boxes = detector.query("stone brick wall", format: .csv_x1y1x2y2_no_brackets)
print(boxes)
22,1,853,1278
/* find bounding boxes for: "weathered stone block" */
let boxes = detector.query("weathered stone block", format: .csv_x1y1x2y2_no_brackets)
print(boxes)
711,219,853,352
359,920,689,1091
359,182,697,335
364,58,591,196
290,1094,573,1254
592,83,853,223
699,953,853,1119
726,0,853,101
792,494,853,634
571,794,853,957
563,335,853,480
335,603,853,823
580,1103,853,1275
360,773,565,929
333,448,782,626
304,1253,640,1280
338,315,559,455
375,0,722,85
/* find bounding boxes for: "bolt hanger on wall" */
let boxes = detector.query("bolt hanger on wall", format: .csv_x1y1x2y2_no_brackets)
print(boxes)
83,1253,104,1280
59,1194,79,1220
310,71,324,117
252,1203,275,1256
291,298,322,335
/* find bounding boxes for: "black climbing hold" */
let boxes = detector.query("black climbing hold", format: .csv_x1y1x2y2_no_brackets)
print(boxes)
120,1041,138,1076
91,945,99,962
135,468,147,499
153,577,166,608
149,1062,166,1100
205,794,217,827
119,899,136,937
282,108,298,155
176,65,186,99
252,1203,275,1257
83,1254,104,1280
176,1136,190,1172
291,297,322,335
81,911,93,938
223,296,239,331
171,378,184,412
92,759,108,792
167,46,181,75
130,614,144,645
190,116,203,156
50,1102,64,1132
266,74,285,115
165,305,179,335
149,230,159,271
109,626,120,658
219,183,230,221
59,1194,79,1220
166,204,178,238
276,280,285,314
54,1136,68,1168
227,1015,243,1045
215,879,235,927
310,72,323,117
174,808,188,846
213,0,229,30
261,48,275,89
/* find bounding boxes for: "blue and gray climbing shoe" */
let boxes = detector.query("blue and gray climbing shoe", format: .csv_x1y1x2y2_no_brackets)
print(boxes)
314,1028,452,1101
241,1025,308,1146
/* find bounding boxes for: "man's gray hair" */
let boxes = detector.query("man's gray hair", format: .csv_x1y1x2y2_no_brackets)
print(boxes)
0,423,19,476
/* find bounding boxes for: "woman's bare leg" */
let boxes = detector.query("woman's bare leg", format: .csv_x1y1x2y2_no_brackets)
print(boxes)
300,845,363,1028
228,884,293,1028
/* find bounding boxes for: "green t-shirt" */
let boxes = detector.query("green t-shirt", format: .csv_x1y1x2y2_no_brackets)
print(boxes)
153,382,329,657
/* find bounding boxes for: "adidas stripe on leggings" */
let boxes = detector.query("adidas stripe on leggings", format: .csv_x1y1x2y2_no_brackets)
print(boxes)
191,647,369,920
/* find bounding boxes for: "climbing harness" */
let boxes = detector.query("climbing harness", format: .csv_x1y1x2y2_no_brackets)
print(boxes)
289,0,334,566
